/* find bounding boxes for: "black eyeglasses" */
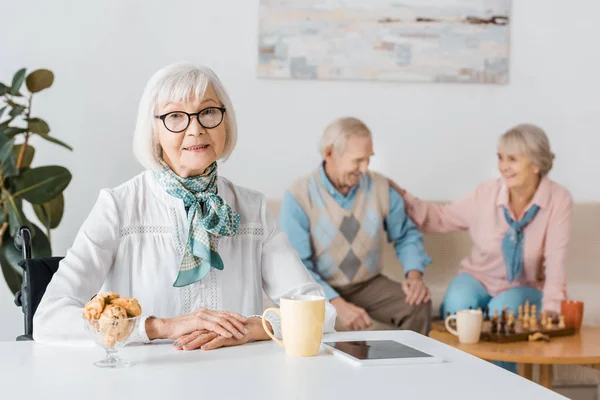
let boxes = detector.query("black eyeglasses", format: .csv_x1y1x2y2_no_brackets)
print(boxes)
154,107,226,133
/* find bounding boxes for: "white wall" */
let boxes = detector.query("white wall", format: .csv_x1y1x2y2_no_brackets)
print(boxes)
1,0,599,340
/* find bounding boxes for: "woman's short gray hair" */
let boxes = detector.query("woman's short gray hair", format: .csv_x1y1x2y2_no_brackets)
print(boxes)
318,117,371,157
498,123,555,176
133,62,237,171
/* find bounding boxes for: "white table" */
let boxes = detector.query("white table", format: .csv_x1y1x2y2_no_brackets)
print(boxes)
0,331,565,400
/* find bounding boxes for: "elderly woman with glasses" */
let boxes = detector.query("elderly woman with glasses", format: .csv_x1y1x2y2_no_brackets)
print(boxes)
33,62,336,351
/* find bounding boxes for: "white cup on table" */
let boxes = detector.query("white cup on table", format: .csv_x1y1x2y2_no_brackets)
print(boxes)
445,309,483,344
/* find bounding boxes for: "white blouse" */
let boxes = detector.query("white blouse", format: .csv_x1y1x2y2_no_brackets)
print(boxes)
33,171,337,345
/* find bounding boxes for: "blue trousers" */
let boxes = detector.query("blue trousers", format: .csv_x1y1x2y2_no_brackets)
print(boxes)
441,273,543,373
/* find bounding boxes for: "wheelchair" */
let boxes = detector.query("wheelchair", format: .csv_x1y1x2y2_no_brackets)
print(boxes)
12,226,63,341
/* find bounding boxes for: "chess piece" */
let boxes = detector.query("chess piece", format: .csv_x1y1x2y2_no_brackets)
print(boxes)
541,310,547,324
546,317,553,330
484,307,490,321
508,312,515,327
491,320,498,334
529,316,538,330
558,315,566,329
523,317,530,329
508,321,516,334
531,304,537,318
499,320,506,335
525,300,530,319
518,305,523,318
528,332,550,342
493,309,498,319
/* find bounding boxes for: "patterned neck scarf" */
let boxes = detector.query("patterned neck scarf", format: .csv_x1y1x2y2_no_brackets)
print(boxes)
501,205,540,282
154,159,241,287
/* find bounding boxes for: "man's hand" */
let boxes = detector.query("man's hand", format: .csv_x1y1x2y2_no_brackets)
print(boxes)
330,297,372,330
402,271,431,306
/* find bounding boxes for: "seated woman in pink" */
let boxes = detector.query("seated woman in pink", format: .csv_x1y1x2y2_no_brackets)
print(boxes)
391,124,572,321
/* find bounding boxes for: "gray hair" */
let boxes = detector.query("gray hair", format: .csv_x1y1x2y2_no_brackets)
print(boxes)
498,123,555,176
318,117,372,157
133,62,237,171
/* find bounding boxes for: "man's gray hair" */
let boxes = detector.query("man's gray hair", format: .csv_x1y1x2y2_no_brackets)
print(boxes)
318,117,372,157
133,62,237,171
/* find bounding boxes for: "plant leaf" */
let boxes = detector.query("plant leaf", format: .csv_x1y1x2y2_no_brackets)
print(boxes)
2,153,18,177
27,118,50,134
6,196,29,236
26,69,54,93
0,249,22,295
12,144,35,168
0,118,14,129
0,106,7,119
6,99,24,108
34,133,73,151
34,193,64,229
0,131,14,162
10,69,27,96
3,127,27,139
0,82,8,96
9,105,26,118
12,166,72,204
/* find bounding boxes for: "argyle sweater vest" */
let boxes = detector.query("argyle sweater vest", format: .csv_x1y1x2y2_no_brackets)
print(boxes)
289,169,390,288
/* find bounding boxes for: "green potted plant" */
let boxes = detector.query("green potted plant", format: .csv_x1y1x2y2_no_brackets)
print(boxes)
0,68,73,294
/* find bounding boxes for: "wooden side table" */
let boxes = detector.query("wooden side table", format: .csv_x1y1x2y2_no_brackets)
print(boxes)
429,326,600,389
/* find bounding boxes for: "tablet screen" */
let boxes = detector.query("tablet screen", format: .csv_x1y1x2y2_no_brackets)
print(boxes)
323,340,433,360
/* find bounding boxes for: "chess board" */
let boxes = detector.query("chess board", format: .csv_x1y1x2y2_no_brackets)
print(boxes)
431,319,576,343
432,304,576,343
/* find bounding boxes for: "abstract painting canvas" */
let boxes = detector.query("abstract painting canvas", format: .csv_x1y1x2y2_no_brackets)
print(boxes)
258,0,510,84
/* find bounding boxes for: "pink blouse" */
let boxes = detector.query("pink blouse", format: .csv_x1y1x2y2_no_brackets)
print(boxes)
403,177,573,313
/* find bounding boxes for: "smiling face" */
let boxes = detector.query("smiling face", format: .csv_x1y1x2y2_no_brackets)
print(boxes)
325,135,373,191
155,84,226,178
497,147,540,190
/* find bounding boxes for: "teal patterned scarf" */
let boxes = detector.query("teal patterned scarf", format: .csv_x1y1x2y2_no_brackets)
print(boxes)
501,205,540,283
154,159,241,287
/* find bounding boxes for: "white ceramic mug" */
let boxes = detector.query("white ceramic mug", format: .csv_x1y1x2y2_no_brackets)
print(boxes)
445,309,482,344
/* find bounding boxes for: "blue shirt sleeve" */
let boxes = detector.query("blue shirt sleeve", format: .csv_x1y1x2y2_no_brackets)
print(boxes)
385,187,432,276
278,190,340,300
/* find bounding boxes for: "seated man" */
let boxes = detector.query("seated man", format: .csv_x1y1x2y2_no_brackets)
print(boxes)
279,117,432,334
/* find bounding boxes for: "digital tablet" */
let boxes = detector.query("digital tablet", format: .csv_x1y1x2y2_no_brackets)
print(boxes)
322,339,445,366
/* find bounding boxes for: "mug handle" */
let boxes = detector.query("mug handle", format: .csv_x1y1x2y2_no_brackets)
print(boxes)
445,314,459,337
262,308,284,348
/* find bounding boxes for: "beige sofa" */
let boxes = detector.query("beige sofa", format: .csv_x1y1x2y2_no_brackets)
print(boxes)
266,200,600,386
